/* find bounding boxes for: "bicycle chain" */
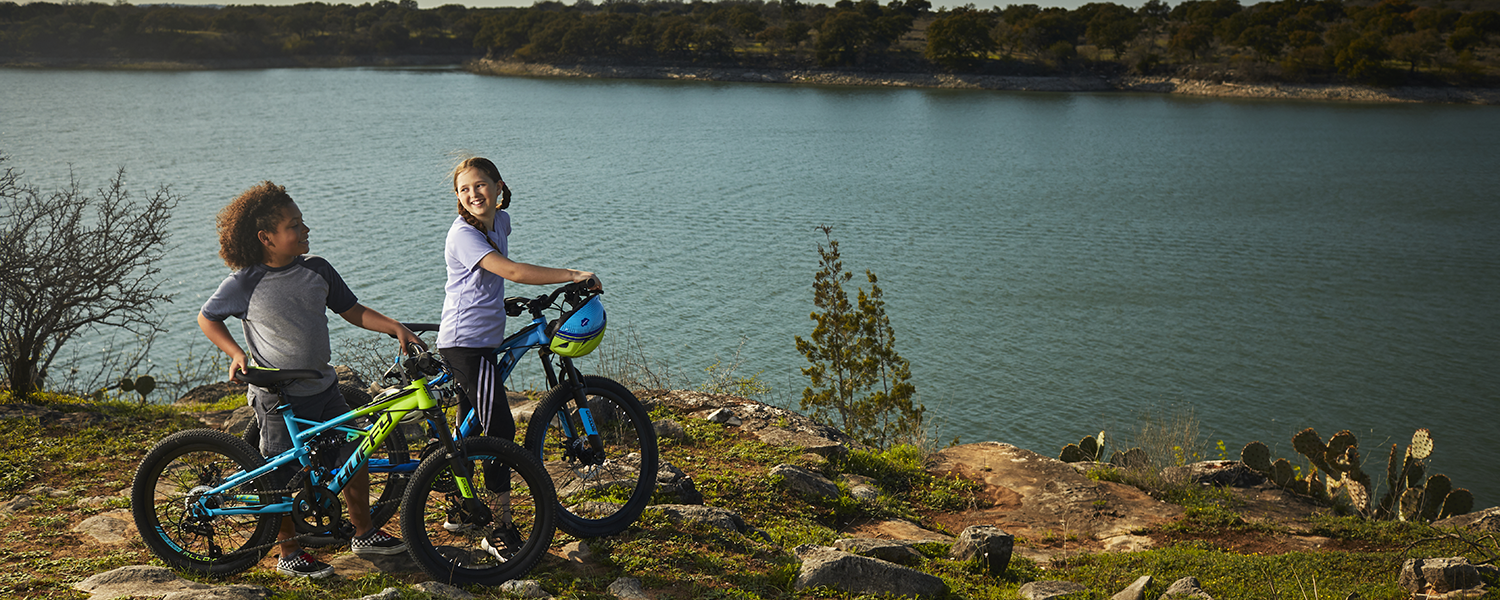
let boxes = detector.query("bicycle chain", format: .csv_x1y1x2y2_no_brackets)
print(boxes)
192,489,405,559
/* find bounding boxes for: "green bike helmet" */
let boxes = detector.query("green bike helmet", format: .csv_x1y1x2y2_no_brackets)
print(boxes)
548,295,606,357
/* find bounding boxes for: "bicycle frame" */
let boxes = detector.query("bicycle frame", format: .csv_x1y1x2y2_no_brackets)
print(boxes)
411,313,600,450
192,375,459,519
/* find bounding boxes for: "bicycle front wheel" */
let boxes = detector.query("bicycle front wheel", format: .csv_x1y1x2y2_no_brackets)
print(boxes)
523,376,659,538
399,436,556,586
131,429,284,577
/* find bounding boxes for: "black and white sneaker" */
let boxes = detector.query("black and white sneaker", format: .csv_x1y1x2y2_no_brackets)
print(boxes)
442,508,470,533
480,523,523,563
351,529,408,556
277,551,335,579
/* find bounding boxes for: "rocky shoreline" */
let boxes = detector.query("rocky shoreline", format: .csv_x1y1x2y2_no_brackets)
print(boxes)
471,58,1500,105
8,54,1500,104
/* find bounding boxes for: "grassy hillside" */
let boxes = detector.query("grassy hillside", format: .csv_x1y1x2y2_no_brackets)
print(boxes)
0,389,1494,599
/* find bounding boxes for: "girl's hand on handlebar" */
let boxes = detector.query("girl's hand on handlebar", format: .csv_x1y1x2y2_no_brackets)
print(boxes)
571,271,601,291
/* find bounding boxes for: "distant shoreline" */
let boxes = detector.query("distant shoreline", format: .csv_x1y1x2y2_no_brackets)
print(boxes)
9,55,1499,105
469,59,1500,105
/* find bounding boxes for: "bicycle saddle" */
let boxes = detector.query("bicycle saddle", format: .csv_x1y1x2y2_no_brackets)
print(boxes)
233,367,323,387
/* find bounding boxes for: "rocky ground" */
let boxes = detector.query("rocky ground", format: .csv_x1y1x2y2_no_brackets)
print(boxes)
3,385,1498,599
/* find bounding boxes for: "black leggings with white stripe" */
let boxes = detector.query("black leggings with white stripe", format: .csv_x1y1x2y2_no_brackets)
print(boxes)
439,346,513,493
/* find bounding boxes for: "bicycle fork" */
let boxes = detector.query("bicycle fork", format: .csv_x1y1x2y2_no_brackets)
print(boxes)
559,358,606,465
423,407,496,528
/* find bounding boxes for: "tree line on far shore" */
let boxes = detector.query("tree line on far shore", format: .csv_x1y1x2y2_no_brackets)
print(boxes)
2,0,1497,85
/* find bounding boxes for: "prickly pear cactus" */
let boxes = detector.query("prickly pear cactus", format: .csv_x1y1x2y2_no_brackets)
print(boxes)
1078,436,1100,462
1116,447,1150,471
1241,441,1272,475
118,377,135,392
135,375,156,397
1341,470,1372,515
1384,444,1403,495
1404,459,1426,490
1271,458,1295,487
1409,428,1433,460
1325,430,1358,470
1422,474,1452,522
1292,428,1335,474
1440,489,1474,520
1059,444,1085,463
1399,488,1425,521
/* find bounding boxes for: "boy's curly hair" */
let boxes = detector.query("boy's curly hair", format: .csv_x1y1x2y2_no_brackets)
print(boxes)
216,181,294,270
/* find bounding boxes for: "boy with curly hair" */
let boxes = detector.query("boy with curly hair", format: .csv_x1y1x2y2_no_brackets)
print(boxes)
198,181,424,578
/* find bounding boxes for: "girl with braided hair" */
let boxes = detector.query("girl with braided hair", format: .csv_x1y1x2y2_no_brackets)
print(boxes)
439,156,599,440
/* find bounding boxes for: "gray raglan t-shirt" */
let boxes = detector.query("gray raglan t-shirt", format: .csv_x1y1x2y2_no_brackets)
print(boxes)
200,255,358,399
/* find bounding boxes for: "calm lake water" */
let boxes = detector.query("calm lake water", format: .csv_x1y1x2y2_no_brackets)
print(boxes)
3,67,1498,508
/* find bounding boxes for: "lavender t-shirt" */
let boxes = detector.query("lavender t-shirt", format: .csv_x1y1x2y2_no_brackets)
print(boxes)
439,213,512,348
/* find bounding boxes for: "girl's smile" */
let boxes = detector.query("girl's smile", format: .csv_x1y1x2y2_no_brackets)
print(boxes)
455,167,501,225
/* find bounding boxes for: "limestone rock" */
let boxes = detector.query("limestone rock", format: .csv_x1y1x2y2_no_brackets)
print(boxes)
1161,461,1266,488
72,509,135,544
1161,576,1214,600
705,407,742,426
496,580,552,599
649,390,850,456
1112,575,1153,600
74,565,208,595
176,381,244,405
839,517,953,543
832,538,925,566
948,525,1014,575
649,504,746,532
656,461,703,504
771,464,840,501
222,406,255,437
926,442,1183,560
327,550,421,576
653,419,686,440
1433,506,1500,533
842,474,881,503
161,587,269,600
608,577,651,600
793,545,947,599
1019,580,1088,599
1,494,36,515
412,581,478,599
28,484,70,498
1400,557,1485,594
354,588,402,600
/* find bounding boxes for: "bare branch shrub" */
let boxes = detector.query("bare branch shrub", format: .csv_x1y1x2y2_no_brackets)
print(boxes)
0,155,178,401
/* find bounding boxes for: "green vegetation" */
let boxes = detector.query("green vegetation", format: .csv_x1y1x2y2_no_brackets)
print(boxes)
2,0,1496,86
795,226,922,452
3,387,1500,598
0,156,178,401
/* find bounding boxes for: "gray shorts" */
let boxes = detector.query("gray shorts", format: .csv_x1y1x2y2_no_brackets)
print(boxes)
251,382,350,457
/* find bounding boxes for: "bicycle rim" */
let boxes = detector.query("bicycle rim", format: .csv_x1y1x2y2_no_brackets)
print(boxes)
400,436,556,586
131,429,282,576
524,376,659,538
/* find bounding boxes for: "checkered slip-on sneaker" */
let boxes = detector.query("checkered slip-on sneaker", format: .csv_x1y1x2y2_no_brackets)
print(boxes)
351,528,408,556
277,552,335,578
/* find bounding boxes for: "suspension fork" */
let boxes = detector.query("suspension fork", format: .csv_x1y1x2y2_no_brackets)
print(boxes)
427,406,494,527
558,356,605,457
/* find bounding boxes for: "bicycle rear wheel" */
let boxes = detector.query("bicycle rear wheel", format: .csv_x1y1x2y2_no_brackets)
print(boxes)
523,376,658,538
131,429,284,577
399,436,556,586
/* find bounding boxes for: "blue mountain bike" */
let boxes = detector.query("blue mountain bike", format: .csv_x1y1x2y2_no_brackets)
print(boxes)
133,351,557,585
399,282,660,539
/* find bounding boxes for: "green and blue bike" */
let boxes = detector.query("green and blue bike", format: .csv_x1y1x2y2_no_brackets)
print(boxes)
131,348,556,585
